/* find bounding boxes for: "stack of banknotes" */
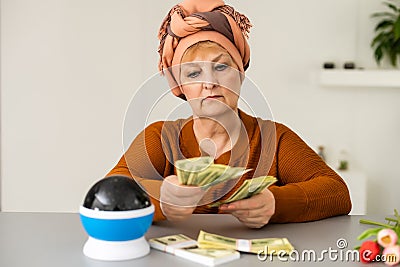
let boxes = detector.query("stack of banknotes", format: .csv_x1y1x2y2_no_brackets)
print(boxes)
175,156,277,207
149,231,295,266
149,234,240,266
197,230,294,255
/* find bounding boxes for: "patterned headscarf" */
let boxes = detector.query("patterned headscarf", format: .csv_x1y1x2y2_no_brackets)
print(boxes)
157,0,252,98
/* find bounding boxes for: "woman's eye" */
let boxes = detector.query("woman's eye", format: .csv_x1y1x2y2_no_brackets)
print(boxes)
215,63,228,71
187,71,201,78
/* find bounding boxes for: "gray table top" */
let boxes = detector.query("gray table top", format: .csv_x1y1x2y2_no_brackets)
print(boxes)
0,212,386,266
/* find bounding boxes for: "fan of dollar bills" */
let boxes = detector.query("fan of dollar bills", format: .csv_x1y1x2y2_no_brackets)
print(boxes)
175,157,277,207
175,156,250,187
208,175,277,207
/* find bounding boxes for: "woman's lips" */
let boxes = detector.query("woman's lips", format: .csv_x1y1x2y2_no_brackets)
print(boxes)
205,95,223,99
201,95,223,104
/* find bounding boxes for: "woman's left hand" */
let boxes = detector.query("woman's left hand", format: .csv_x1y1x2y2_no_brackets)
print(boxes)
219,189,275,228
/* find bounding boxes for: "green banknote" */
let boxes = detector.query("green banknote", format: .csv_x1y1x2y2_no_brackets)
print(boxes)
175,157,214,185
150,234,196,247
208,176,277,207
175,157,251,188
197,230,294,255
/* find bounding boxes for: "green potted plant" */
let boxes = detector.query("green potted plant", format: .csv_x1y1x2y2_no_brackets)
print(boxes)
371,0,400,67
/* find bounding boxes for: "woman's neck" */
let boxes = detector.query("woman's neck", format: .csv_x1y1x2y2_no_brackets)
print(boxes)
192,109,241,159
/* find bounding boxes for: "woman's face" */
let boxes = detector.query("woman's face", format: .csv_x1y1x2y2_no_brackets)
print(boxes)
179,43,242,117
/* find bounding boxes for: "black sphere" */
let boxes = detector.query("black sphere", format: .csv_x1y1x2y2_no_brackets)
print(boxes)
344,62,356,69
323,62,335,69
83,176,151,211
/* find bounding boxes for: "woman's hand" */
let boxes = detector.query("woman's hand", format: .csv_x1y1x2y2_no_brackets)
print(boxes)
219,189,275,228
160,175,206,222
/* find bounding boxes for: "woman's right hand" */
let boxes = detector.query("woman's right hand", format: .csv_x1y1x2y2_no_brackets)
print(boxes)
160,175,206,222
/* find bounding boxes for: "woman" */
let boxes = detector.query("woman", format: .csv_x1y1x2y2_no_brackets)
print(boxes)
107,0,351,228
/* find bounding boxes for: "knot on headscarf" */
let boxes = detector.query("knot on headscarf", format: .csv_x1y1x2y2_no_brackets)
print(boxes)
157,0,252,73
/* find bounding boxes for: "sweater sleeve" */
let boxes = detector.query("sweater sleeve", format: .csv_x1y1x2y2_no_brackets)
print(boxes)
106,122,168,222
269,124,352,223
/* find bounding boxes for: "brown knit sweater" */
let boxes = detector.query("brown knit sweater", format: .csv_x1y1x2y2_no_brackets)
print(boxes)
107,110,351,223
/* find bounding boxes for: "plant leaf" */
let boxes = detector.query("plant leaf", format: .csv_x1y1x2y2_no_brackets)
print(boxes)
371,11,397,19
374,45,384,65
359,218,393,228
383,2,399,13
371,32,389,47
357,228,383,241
389,46,398,66
375,19,395,31
394,16,400,40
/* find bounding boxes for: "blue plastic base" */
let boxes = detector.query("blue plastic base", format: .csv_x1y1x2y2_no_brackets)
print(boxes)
79,205,154,242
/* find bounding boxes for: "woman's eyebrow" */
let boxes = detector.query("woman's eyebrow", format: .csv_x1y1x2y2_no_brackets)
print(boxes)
211,53,230,62
182,62,200,68
181,53,231,67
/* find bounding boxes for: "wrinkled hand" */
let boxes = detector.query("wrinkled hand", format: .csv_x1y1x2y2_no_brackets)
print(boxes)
160,175,206,222
219,189,275,228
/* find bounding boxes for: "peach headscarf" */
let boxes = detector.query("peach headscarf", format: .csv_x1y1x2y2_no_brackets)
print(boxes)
158,0,252,99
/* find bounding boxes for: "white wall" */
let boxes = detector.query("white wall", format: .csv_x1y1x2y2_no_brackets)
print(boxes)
1,0,399,214
1,0,143,211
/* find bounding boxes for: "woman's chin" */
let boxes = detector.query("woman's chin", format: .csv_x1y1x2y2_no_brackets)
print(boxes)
195,105,235,118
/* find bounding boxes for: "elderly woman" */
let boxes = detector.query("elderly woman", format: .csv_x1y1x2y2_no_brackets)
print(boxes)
107,0,351,228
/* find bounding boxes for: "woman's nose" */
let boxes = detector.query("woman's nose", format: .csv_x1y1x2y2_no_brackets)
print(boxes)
203,81,216,90
202,68,218,90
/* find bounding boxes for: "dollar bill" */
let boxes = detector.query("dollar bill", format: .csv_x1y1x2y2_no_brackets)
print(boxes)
149,234,197,248
175,157,251,188
180,247,239,259
208,176,277,207
199,165,250,188
197,230,294,255
175,157,214,185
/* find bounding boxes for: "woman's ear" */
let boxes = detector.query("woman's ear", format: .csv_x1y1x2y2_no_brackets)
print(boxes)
171,86,185,98
177,93,187,101
164,65,185,98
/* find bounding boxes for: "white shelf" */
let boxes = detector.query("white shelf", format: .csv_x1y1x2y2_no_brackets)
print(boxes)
319,69,400,88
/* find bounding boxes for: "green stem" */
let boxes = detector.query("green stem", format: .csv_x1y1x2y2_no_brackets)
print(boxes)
359,219,393,228
385,217,398,223
394,209,400,221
